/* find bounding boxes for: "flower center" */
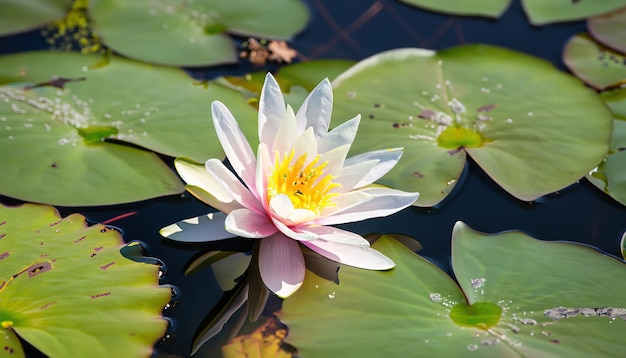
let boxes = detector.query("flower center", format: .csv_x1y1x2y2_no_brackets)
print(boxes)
267,150,339,213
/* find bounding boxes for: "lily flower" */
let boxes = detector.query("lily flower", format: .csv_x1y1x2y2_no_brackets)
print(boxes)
164,73,419,298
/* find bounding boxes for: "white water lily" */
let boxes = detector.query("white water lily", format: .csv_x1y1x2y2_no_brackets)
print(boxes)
162,73,419,298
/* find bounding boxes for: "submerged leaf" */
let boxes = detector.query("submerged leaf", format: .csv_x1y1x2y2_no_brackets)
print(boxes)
0,0,73,36
563,33,626,90
588,7,626,54
0,203,171,357
281,224,626,357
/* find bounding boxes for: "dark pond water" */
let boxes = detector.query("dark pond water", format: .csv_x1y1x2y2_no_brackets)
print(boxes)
2,0,626,357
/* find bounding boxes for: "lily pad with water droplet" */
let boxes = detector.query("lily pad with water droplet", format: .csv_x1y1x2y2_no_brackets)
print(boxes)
564,33,626,90
280,223,626,357
588,7,626,55
586,87,626,206
330,45,611,207
0,0,73,36
0,51,259,206
88,0,309,67
0,203,171,357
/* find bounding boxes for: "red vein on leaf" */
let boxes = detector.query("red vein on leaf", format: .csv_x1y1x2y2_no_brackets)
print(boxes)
101,212,137,224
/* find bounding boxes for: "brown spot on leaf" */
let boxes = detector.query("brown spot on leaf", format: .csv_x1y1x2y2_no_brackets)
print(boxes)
90,292,111,299
477,104,496,112
0,252,8,260
99,262,116,270
412,171,424,178
28,262,52,277
23,76,86,90
74,235,87,243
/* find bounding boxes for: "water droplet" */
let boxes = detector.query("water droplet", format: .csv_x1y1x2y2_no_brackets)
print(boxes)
328,291,336,299
429,293,442,302
470,277,486,289
527,111,534,116
467,344,478,351
480,87,490,94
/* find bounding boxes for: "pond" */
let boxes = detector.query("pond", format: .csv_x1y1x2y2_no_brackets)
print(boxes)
1,0,626,357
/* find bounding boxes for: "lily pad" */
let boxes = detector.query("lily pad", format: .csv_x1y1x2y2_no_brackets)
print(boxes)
587,87,626,206
0,0,73,36
564,33,626,90
88,0,309,67
396,0,509,19
281,223,626,357
397,0,626,24
0,51,259,206
522,0,626,25
331,45,611,206
0,203,171,357
588,7,626,54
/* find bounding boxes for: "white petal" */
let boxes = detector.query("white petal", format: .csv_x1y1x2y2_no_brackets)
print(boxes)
317,115,360,154
296,78,332,138
160,212,237,242
175,158,243,213
339,148,404,190
212,101,257,191
302,239,395,270
205,159,264,214
272,105,298,154
269,194,318,225
258,73,286,148
292,127,318,162
225,208,277,238
317,187,419,225
259,233,305,298
295,225,370,246
318,143,350,179
185,184,243,214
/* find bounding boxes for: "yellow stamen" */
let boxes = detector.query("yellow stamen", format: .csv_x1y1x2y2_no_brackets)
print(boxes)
267,149,340,213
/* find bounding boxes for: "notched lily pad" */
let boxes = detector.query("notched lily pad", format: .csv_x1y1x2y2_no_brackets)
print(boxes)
281,223,626,357
331,45,611,206
563,33,626,90
88,0,310,67
0,51,260,206
0,203,171,357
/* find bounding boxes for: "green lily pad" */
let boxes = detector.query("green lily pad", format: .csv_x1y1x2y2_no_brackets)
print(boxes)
587,87,626,206
331,45,611,207
564,33,626,90
522,0,626,25
397,0,509,19
0,0,73,36
397,0,626,24
88,0,309,67
0,51,259,206
281,223,626,357
588,7,626,54
0,203,171,357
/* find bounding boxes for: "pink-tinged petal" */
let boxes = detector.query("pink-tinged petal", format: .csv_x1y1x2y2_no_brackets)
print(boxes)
205,159,264,214
296,78,332,138
255,143,271,208
225,208,277,238
317,115,360,154
212,101,257,192
302,239,395,270
338,148,404,190
272,105,298,154
160,212,237,242
269,195,318,225
259,233,306,298
258,73,286,148
272,218,316,241
295,225,370,246
317,187,419,225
